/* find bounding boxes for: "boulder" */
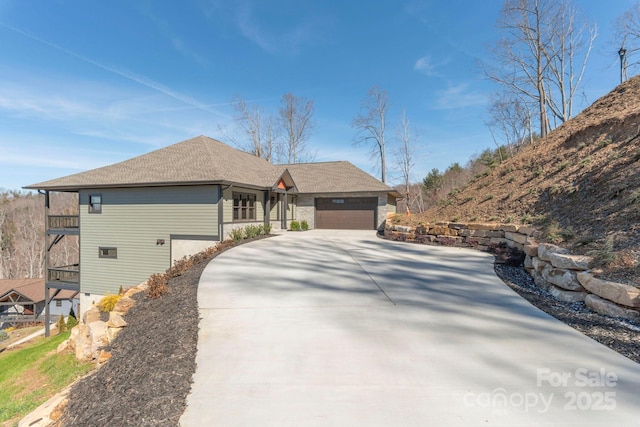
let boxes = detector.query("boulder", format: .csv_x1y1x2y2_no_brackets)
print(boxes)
524,255,534,269
532,257,549,274
107,311,128,328
107,327,123,342
89,320,109,357
523,243,539,257
56,339,69,354
500,224,519,232
73,324,92,361
123,287,143,298
585,294,640,320
577,272,640,308
96,350,112,365
467,223,500,230
504,231,528,244
542,265,585,291
83,306,101,324
393,225,412,233
532,271,551,291
113,296,136,314
429,226,451,235
548,285,588,302
518,225,537,236
538,243,569,262
549,253,592,271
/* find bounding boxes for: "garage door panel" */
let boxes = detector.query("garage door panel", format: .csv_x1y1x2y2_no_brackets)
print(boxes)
315,198,377,229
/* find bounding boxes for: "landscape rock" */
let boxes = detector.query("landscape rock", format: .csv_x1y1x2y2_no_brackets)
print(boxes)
541,265,585,291
504,231,528,244
113,296,136,313
538,243,569,262
500,224,519,232
549,253,592,271
585,294,640,320
97,350,112,365
124,287,143,298
531,270,551,291
72,324,92,361
107,326,123,342
577,272,640,308
467,223,500,230
56,339,69,354
83,306,101,324
524,255,534,269
108,311,128,328
88,321,109,357
518,225,537,236
532,257,550,274
548,285,588,302
523,242,539,257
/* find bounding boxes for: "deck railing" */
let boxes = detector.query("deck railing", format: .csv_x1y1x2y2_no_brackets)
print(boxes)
48,215,79,230
47,266,80,284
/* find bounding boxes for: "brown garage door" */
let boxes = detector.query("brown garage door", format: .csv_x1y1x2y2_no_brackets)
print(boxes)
315,197,378,230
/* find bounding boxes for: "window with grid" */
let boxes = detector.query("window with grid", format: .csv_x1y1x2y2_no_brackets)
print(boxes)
233,193,256,221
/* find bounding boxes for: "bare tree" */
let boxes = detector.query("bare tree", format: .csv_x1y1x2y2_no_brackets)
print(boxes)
279,93,315,164
393,109,422,213
486,91,534,154
545,2,597,126
486,0,595,138
353,86,391,183
225,95,280,162
615,3,640,80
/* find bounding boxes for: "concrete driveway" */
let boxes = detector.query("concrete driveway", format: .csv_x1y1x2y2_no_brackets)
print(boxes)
180,230,640,426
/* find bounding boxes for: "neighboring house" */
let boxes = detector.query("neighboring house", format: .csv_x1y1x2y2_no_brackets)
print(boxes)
0,278,79,326
25,136,399,316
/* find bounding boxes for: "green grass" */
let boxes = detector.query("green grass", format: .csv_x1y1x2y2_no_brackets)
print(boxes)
0,331,92,424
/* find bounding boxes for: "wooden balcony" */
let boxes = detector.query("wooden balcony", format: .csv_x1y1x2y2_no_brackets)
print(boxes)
47,215,79,234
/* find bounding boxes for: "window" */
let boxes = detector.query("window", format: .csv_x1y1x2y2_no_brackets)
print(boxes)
233,192,256,221
99,247,117,259
89,194,102,213
55,300,62,307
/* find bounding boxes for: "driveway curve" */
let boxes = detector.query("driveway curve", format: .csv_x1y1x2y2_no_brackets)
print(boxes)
181,230,640,426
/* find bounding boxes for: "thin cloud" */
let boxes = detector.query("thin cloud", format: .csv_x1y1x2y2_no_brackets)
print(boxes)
414,55,450,77
0,21,227,119
433,83,488,110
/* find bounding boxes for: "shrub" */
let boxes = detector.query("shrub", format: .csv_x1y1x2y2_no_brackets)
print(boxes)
97,294,122,313
56,314,67,334
244,225,261,239
230,227,245,242
147,273,169,299
300,220,309,231
290,220,301,231
66,313,78,330
263,223,272,235
0,330,9,342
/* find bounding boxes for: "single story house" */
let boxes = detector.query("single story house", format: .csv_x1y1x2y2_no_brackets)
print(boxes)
25,136,399,315
0,278,79,326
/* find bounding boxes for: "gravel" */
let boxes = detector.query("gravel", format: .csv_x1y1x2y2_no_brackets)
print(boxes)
495,263,640,364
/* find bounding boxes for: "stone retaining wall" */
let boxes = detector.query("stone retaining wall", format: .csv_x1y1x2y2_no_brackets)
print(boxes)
385,222,640,321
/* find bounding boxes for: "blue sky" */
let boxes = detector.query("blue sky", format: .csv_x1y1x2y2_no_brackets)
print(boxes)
0,0,636,191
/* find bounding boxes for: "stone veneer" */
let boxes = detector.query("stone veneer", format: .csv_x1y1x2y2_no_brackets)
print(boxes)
385,221,640,321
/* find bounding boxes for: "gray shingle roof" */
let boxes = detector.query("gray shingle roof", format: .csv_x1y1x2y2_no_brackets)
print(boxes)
284,161,392,193
25,136,397,195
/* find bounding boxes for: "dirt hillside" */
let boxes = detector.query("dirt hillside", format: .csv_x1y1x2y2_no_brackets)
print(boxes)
409,75,640,284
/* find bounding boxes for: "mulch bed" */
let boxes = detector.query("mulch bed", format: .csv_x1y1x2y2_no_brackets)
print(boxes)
59,237,638,426
59,249,223,426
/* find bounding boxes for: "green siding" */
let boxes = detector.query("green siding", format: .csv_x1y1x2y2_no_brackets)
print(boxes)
222,187,265,224
80,185,219,295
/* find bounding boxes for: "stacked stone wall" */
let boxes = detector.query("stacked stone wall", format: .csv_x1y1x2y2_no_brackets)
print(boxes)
385,222,639,321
